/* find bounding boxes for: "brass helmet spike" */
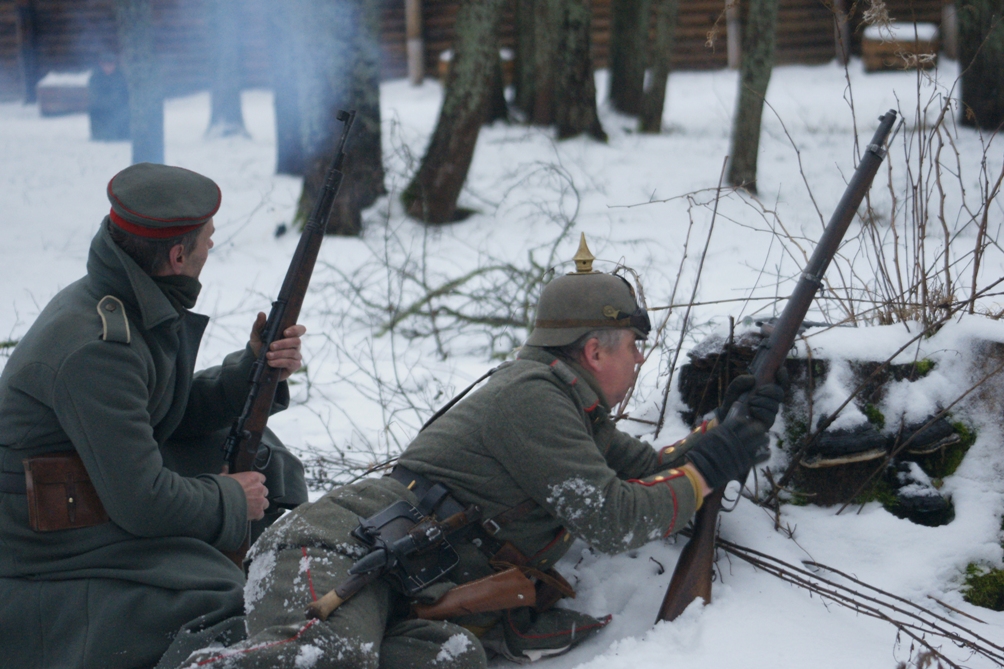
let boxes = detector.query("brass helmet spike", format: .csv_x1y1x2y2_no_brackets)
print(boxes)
572,233,595,274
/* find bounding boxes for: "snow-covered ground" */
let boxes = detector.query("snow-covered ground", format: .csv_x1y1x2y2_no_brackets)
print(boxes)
3,58,1004,667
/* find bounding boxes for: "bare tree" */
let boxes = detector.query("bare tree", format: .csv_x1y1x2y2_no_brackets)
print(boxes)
639,0,678,133
726,0,780,192
270,0,303,175
554,0,606,140
958,0,1004,129
14,0,39,103
295,0,385,235
513,0,537,116
114,0,163,164
402,0,506,223
609,0,650,115
206,0,248,137
512,0,604,140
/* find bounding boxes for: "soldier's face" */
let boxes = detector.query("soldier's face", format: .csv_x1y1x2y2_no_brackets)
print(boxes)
584,329,644,406
176,218,215,278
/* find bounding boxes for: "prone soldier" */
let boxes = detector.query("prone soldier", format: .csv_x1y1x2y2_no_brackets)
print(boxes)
181,239,784,669
0,163,309,669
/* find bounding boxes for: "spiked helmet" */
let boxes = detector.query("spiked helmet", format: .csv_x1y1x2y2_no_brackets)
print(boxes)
525,235,651,347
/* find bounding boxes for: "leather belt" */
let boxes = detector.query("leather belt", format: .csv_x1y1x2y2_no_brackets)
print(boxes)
388,465,467,520
388,465,541,560
0,471,26,494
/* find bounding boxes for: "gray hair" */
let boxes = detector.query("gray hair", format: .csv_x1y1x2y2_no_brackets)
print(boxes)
543,328,627,364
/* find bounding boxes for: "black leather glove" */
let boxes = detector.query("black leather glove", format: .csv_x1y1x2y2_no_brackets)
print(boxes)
686,408,770,490
715,371,788,429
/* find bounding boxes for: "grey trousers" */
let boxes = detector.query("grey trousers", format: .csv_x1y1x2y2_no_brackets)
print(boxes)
177,479,486,669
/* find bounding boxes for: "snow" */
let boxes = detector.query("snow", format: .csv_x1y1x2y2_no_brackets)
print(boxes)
864,22,939,43
36,70,92,88
293,644,324,668
434,633,474,664
243,548,277,615
3,55,1004,668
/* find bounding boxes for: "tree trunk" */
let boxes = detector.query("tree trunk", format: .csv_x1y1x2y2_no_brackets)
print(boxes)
115,0,164,164
958,0,1004,129
726,0,779,193
295,0,385,236
207,0,247,137
271,0,304,175
554,0,606,140
639,0,678,132
15,0,39,103
531,0,557,125
402,0,504,224
513,0,536,116
485,49,509,124
609,0,650,115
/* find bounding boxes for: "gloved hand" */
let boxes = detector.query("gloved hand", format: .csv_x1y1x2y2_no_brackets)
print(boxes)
715,371,788,429
686,406,771,490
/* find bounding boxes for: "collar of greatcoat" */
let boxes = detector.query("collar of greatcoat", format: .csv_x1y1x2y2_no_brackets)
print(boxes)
517,346,609,413
86,220,184,331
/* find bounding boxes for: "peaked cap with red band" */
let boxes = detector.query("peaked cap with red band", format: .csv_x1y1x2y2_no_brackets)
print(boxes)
107,162,221,239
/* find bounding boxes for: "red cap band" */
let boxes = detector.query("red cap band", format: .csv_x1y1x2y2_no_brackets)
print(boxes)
109,209,205,239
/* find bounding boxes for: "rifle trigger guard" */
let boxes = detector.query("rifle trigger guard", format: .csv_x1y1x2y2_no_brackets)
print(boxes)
254,443,273,470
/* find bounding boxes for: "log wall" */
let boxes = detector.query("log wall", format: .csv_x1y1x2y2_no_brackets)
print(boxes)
0,0,945,102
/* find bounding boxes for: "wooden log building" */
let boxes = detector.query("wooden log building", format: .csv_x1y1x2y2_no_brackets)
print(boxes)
0,0,945,102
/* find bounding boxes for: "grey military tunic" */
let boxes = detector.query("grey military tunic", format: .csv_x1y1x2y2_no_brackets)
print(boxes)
0,225,305,669
180,347,698,668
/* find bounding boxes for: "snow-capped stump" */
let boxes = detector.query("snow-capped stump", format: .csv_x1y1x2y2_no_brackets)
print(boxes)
679,328,973,525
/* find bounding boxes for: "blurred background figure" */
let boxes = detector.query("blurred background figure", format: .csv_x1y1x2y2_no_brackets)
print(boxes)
88,50,130,141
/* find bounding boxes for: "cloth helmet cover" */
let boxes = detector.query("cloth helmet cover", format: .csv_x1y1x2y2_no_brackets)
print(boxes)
525,272,645,347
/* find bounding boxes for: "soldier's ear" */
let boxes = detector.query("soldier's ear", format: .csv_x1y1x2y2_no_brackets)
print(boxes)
165,243,188,275
579,337,603,371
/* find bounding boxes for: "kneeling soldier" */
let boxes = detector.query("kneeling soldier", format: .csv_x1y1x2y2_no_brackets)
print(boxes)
0,163,309,669
184,239,783,669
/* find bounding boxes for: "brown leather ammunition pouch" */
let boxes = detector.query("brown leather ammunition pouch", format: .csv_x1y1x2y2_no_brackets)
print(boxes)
23,452,109,532
490,541,576,613
413,568,537,620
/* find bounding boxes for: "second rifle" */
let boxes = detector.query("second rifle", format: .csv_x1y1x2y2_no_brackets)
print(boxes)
657,109,900,622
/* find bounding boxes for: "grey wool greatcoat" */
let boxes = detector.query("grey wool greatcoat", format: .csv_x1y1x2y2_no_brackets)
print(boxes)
0,224,301,669
180,346,699,669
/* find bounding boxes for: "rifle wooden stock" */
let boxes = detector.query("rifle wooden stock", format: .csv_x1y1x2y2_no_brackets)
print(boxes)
221,110,356,567
656,110,899,623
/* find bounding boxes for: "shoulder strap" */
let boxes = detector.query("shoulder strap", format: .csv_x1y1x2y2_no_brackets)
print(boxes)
96,295,131,344
420,362,512,432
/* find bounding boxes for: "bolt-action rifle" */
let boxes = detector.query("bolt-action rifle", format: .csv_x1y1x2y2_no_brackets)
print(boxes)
221,110,356,566
305,504,482,622
657,110,900,622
